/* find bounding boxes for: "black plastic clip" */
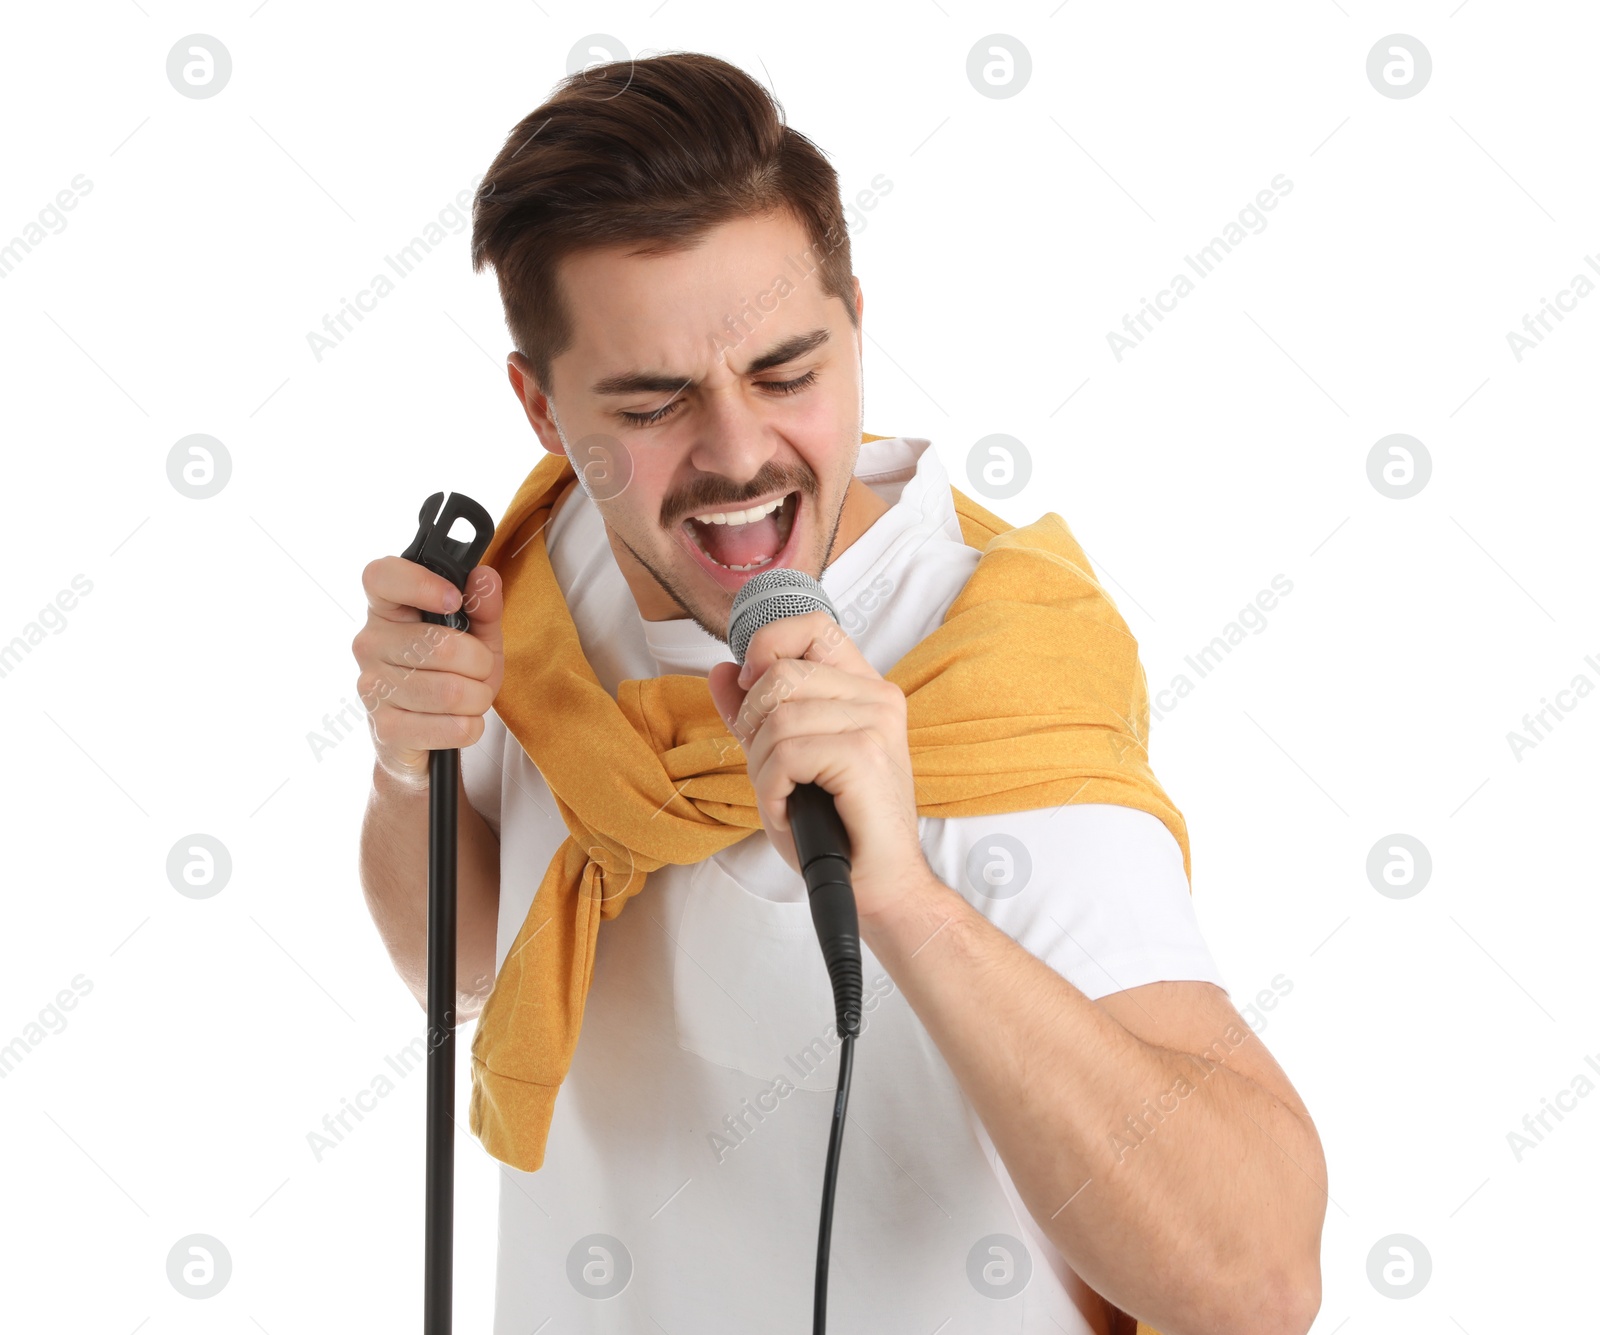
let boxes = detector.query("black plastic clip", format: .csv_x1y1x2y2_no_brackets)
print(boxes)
400,491,495,631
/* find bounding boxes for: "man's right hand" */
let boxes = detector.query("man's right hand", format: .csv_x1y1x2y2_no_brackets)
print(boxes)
352,557,504,788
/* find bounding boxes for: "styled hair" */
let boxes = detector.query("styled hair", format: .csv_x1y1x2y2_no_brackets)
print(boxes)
470,51,858,394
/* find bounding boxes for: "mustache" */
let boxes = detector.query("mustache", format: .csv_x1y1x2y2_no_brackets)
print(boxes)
664,470,815,525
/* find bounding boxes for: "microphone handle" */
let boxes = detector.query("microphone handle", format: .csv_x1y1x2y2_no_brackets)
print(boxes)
787,781,863,1039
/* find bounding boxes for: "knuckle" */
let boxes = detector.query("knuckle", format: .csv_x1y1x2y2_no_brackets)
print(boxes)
355,670,386,707
419,623,451,658
817,622,847,655
462,680,492,717
769,662,805,700
398,628,439,670
758,702,792,740
438,674,467,712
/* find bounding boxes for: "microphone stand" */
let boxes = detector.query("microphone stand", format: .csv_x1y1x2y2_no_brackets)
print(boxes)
399,491,494,1335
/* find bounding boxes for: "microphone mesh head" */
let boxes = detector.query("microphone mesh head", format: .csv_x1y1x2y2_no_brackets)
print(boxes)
726,567,839,666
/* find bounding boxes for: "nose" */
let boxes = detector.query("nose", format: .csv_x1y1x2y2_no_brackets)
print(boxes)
684,381,782,493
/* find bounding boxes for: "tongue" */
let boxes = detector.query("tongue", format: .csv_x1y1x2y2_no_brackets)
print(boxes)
696,511,783,568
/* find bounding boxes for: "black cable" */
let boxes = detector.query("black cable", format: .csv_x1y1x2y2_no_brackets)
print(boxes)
785,784,863,1335
813,1030,856,1335
726,580,870,1334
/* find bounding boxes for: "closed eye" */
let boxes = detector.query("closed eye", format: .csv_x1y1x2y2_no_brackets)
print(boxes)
618,368,820,427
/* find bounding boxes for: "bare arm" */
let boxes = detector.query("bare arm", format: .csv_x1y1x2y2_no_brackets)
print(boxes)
359,758,501,1020
860,870,1325,1335
352,556,507,1023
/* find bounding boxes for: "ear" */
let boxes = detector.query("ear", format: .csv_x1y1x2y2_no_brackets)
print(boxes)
507,352,566,457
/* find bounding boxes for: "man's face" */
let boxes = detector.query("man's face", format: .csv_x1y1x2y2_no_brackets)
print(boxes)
507,208,866,640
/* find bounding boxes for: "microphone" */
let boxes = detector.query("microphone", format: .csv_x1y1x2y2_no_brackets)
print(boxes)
727,567,863,1042
727,566,863,1335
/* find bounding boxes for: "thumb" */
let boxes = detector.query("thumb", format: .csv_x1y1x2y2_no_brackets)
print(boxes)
706,661,748,734
462,565,504,658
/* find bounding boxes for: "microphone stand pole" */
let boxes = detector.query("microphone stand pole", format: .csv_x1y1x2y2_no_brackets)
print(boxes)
399,491,494,1335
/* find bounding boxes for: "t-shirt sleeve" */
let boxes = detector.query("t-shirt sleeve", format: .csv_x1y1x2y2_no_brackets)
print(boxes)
922,803,1229,1002
459,705,507,839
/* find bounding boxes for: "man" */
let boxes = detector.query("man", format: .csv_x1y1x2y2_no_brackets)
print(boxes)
354,51,1326,1335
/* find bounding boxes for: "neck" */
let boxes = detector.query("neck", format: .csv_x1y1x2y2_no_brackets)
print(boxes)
829,473,893,567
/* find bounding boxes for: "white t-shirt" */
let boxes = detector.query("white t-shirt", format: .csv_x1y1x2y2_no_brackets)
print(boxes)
460,435,1228,1334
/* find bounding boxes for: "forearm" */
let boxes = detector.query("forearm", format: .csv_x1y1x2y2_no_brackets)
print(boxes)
859,870,1324,1335
358,759,501,1019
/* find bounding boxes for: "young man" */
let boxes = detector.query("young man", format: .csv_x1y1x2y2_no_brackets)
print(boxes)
354,51,1325,1335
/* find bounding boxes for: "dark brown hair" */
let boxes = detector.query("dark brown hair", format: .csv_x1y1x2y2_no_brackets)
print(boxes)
470,51,858,395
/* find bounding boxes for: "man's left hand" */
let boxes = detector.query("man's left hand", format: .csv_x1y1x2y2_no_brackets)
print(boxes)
706,610,931,923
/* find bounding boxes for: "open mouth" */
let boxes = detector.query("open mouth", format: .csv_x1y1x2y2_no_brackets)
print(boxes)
677,490,802,590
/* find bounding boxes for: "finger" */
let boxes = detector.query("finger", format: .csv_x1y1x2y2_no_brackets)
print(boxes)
369,619,495,681
359,664,497,718
369,702,486,754
361,555,465,623
459,566,504,659
737,695,894,774
738,661,898,740
738,610,875,690
707,661,746,732
748,729,894,837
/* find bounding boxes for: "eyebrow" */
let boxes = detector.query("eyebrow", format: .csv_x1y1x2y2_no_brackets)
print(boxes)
588,327,831,397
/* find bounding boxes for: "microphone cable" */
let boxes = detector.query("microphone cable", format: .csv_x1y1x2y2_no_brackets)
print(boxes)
793,774,863,1334
727,569,865,1334
814,1029,856,1334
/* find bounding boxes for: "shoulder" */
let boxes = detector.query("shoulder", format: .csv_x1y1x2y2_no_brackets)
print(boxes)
921,803,1228,1003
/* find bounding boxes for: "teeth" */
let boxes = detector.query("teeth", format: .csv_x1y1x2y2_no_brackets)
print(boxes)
683,491,795,575
686,522,775,572
691,495,786,526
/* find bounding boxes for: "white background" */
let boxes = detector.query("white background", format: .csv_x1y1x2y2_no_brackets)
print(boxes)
1,2,1594,1330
